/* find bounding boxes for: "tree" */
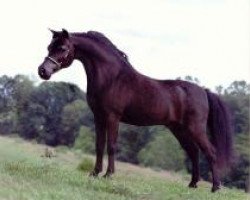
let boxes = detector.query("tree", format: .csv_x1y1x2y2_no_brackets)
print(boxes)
223,81,249,134
117,125,160,164
59,100,87,146
20,81,85,145
18,103,46,139
12,75,36,137
0,75,17,134
138,129,185,171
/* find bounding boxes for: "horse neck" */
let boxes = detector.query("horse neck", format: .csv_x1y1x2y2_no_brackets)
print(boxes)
71,35,121,94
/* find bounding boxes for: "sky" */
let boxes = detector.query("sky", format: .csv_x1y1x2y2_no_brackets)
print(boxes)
0,0,249,91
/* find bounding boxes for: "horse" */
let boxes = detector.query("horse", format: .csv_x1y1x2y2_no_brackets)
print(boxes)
38,29,234,192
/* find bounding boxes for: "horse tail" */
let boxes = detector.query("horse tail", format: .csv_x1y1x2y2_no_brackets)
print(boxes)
205,89,234,170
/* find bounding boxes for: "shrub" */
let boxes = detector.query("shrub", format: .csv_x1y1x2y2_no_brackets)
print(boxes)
74,126,95,154
77,157,94,172
138,130,185,171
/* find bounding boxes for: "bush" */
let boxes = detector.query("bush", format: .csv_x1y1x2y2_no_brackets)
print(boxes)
138,130,185,171
117,125,157,164
74,126,95,154
77,157,94,172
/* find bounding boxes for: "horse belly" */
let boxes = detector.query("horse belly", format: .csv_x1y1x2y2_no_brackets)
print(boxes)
121,105,169,126
120,91,186,126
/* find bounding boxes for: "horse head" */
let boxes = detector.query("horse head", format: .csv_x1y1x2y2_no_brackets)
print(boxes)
38,29,75,80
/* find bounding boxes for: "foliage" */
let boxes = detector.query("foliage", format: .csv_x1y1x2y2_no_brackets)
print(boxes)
223,81,249,134
0,75,17,134
0,111,17,135
117,124,158,164
59,100,88,146
74,126,95,154
224,134,250,192
29,81,85,145
77,157,94,172
138,130,185,171
0,75,16,112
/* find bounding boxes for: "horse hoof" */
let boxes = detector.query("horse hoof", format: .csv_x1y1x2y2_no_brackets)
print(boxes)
188,182,198,188
89,171,99,177
102,172,113,178
211,185,221,193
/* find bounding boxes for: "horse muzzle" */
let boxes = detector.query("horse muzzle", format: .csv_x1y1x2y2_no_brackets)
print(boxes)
38,65,51,80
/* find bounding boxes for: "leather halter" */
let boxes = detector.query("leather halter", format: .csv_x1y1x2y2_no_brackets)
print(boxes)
46,56,61,69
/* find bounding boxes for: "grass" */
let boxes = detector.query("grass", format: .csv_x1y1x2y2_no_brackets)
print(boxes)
77,157,94,172
0,136,249,200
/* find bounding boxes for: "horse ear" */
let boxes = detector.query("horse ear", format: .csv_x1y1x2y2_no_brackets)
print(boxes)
62,29,69,38
49,28,60,38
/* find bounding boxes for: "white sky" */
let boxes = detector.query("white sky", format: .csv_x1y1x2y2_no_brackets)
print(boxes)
0,0,249,91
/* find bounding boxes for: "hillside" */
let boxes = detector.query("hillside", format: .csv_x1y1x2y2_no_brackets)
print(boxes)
0,135,248,200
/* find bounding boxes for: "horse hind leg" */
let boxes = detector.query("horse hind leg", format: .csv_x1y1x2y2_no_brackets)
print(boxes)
170,126,200,188
187,123,220,192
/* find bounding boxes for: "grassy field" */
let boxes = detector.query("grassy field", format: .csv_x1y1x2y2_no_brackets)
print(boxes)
0,136,248,200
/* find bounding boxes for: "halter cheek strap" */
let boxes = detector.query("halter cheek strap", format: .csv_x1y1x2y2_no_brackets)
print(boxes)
46,56,61,69
46,48,71,70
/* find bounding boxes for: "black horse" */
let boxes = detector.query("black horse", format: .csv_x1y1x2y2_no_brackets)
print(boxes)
38,29,233,192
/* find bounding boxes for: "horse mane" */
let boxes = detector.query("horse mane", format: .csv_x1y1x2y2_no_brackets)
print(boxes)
72,31,132,67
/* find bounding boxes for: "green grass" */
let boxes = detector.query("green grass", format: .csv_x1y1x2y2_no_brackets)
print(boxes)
0,136,249,200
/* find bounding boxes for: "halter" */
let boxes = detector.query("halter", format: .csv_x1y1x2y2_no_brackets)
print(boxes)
46,56,61,69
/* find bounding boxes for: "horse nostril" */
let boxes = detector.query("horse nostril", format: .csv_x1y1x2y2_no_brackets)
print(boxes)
40,68,45,74
38,66,51,80
39,67,46,77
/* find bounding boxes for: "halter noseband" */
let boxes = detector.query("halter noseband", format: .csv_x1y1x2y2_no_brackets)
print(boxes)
46,56,61,69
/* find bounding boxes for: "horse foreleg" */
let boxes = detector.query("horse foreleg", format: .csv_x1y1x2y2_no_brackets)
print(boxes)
103,114,119,177
89,117,106,177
